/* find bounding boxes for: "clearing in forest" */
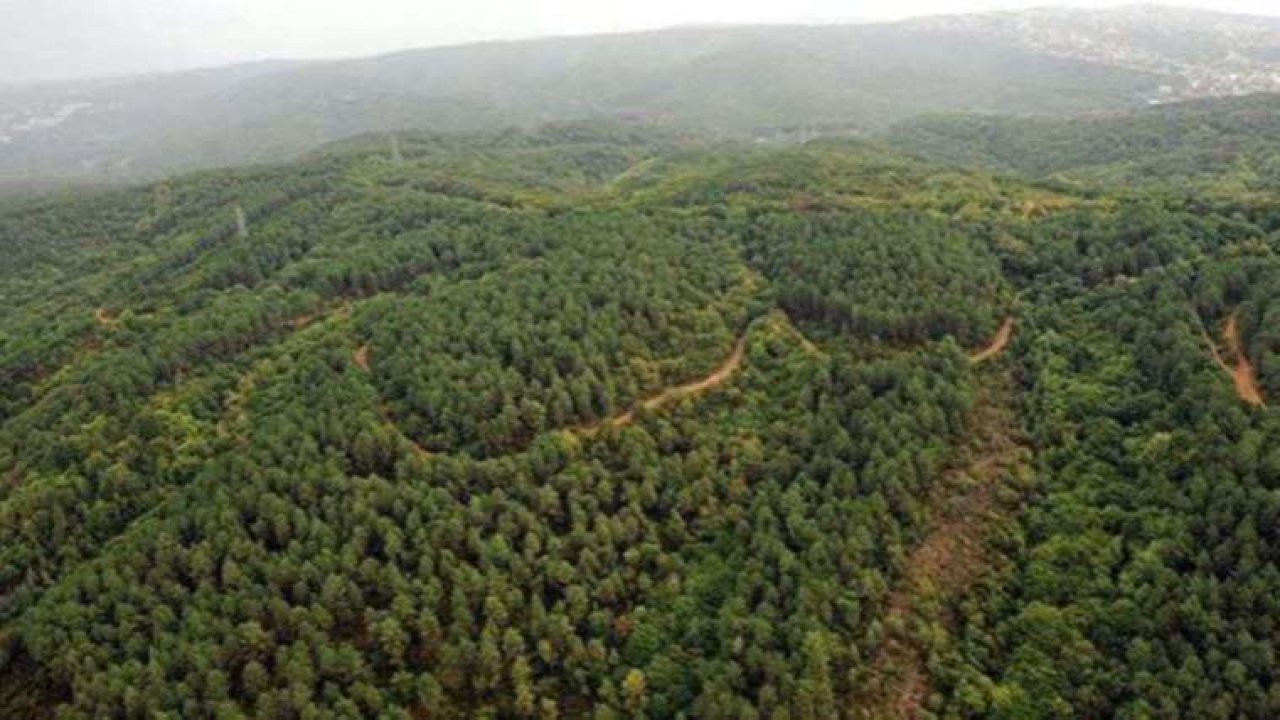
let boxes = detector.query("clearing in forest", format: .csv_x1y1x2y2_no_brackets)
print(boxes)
969,317,1014,364
1224,313,1266,408
353,344,371,372
291,300,352,331
1202,311,1266,407
856,375,1028,720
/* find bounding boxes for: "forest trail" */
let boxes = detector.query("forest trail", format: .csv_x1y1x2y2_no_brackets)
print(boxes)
367,332,746,455
397,425,434,459
857,376,1027,720
573,332,750,436
1224,312,1266,408
1200,310,1266,407
969,317,1014,364
218,362,266,445
605,333,748,429
370,318,775,454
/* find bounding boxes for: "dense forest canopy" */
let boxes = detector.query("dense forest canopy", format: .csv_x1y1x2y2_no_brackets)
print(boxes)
2,86,1280,720
888,93,1280,196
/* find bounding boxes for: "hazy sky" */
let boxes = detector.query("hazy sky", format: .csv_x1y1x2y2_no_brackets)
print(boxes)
5,0,1280,85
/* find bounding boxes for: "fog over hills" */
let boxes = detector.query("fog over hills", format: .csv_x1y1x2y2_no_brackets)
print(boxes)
3,5,1279,188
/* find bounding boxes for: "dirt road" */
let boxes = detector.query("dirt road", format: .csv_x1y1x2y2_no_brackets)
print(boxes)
1224,312,1266,407
970,317,1014,364
857,377,1026,719
602,333,748,429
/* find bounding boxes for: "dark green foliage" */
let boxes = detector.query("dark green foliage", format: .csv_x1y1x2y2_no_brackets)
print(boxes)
889,94,1280,195
357,213,756,456
924,192,1280,719
1,127,1013,717
742,210,1007,345
5,111,1280,718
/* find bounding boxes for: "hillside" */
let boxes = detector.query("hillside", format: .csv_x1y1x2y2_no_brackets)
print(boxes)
0,17,1173,188
3,121,1280,717
17,6,1280,192
889,92,1280,194
911,5,1280,98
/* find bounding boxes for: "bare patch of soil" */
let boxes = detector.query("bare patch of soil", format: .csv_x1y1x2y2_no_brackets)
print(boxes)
1224,312,1266,407
857,377,1027,719
1201,310,1266,407
970,317,1014,364
584,333,748,433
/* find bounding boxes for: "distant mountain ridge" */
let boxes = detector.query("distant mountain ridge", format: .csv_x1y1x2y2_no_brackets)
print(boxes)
2,5,1277,189
906,5,1280,98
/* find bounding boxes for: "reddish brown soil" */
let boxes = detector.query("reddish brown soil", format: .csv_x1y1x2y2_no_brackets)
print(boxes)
1224,313,1266,408
585,333,747,432
1201,310,1266,407
858,379,1026,719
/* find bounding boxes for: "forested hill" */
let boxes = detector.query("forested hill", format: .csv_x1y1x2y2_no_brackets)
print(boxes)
888,92,1280,194
0,17,1170,188
4,122,1280,717
14,6,1280,191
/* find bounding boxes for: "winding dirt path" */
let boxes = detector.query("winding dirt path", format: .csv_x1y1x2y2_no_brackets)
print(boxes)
1200,310,1266,407
365,335,746,458
362,320,779,457
595,334,748,431
970,317,1014,364
1224,312,1266,408
857,377,1026,719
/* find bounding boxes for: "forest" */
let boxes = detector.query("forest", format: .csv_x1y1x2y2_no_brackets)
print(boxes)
888,93,1280,196
2,105,1280,719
